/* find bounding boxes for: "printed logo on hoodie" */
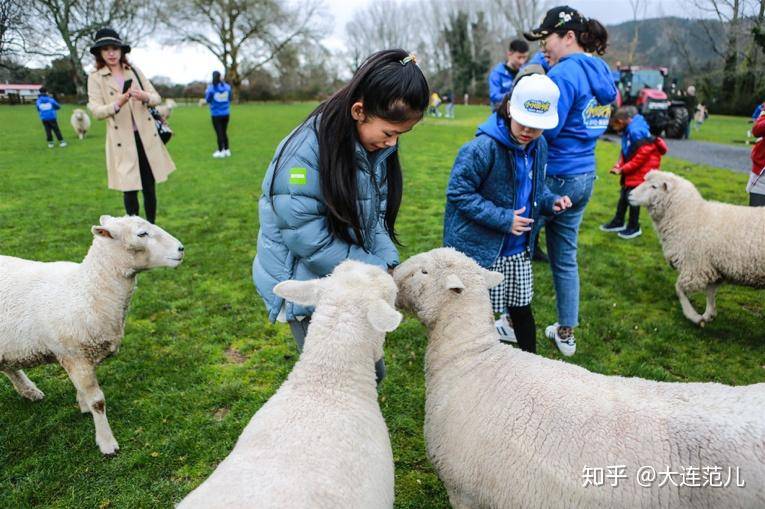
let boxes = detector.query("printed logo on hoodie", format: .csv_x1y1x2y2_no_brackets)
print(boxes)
213,91,229,102
581,98,611,129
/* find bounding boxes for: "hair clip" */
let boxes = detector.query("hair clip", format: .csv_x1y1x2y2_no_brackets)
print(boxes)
400,53,417,65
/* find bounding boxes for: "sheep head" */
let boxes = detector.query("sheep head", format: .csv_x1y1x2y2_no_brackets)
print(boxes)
91,215,185,271
393,248,502,328
629,171,695,218
274,261,402,357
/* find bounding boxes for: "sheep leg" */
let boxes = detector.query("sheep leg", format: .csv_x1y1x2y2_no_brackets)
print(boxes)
701,283,720,323
2,369,45,401
59,357,119,455
675,280,704,325
76,389,90,413
445,486,476,509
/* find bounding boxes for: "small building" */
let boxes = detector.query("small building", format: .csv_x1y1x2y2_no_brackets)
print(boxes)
0,83,43,104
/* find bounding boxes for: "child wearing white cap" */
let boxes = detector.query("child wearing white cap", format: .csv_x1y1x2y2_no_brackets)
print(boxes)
443,72,571,353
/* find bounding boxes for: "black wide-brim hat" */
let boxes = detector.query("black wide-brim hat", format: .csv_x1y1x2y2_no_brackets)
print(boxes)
89,28,131,55
524,6,587,41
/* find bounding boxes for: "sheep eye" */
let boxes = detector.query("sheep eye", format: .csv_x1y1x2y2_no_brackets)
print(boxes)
421,269,428,275
137,232,149,238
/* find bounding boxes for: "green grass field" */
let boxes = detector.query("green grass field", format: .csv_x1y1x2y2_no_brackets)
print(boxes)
1,102,763,508
692,113,755,146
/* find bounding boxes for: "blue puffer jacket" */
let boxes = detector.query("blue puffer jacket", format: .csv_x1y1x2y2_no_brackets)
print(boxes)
443,113,558,268
253,117,400,322
488,62,517,109
205,82,232,117
544,53,618,176
36,94,60,121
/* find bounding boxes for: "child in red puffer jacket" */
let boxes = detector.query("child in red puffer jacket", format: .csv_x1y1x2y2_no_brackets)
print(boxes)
600,106,668,239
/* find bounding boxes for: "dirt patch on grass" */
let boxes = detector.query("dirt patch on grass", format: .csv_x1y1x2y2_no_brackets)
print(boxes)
225,347,247,364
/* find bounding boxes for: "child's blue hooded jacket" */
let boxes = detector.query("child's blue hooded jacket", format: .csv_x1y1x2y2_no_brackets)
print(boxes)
621,113,652,157
205,82,232,117
544,53,617,176
36,94,60,121
443,113,558,267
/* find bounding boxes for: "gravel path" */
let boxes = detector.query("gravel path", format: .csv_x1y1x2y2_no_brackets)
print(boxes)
603,135,752,173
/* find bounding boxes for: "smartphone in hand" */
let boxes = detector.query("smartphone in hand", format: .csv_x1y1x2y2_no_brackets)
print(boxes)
122,78,133,94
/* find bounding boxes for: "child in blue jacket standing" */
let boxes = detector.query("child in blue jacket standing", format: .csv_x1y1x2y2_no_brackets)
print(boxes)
524,5,617,356
444,73,571,353
36,87,67,148
205,71,232,158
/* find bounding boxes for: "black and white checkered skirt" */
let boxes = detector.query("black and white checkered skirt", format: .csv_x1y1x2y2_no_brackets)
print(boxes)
488,251,533,311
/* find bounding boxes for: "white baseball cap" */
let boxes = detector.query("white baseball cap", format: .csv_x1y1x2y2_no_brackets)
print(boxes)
508,74,560,130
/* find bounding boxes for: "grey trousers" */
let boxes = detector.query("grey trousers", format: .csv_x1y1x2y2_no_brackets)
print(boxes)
288,318,386,384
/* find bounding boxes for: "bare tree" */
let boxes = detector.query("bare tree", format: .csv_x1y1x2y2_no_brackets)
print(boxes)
491,0,549,40
22,0,154,95
627,0,648,64
345,0,418,69
0,0,24,64
159,0,328,101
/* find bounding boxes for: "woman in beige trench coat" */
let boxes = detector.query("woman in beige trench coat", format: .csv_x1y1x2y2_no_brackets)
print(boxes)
87,28,175,224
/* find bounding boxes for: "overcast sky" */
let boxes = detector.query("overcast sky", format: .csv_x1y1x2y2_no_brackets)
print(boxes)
128,0,697,84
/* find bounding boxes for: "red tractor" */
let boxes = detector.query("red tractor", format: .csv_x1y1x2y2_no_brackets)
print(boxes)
614,65,689,139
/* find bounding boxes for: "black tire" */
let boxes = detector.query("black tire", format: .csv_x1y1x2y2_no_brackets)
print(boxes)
666,106,689,139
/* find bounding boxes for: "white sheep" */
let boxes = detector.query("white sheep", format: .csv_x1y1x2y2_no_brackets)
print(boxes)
70,108,91,139
155,98,176,121
394,247,765,509
178,260,401,509
0,215,184,455
629,170,765,326
197,98,206,107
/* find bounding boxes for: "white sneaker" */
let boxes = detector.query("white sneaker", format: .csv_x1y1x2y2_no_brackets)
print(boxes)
495,314,517,344
545,323,576,357
223,149,231,157
48,142,55,148
59,141,67,147
213,150,224,158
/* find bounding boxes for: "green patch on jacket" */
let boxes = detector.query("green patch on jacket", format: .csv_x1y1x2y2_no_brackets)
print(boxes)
289,167,307,185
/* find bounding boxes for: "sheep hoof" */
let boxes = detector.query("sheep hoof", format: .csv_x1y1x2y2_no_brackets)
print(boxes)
23,388,45,401
97,437,120,456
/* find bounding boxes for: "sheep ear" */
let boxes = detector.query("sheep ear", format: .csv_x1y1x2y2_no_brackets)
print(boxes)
99,215,113,226
480,269,504,289
91,225,116,240
367,299,402,332
274,279,323,306
444,274,464,294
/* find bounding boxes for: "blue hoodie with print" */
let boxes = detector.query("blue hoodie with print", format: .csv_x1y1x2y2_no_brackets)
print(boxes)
205,82,232,117
621,113,651,157
543,53,617,176
36,94,60,121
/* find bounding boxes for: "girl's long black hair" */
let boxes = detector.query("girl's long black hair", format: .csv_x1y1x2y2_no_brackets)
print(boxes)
270,49,429,247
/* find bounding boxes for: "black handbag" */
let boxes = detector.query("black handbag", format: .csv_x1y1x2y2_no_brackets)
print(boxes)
133,69,173,144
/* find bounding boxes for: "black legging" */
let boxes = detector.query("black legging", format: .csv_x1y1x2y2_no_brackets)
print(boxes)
613,185,640,230
508,305,536,353
42,120,63,142
212,115,229,151
123,132,157,224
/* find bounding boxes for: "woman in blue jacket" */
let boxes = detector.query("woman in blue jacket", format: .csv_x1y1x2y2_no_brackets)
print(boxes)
524,5,617,356
205,71,232,158
35,87,67,148
253,50,429,383
444,72,571,353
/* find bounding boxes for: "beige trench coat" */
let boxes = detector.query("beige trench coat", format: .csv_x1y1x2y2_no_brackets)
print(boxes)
87,64,175,191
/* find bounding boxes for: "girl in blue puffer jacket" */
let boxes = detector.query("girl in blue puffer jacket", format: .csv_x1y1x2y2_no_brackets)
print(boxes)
253,49,429,383
444,72,571,353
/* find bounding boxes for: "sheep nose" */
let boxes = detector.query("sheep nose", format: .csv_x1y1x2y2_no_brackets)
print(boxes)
178,245,184,253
